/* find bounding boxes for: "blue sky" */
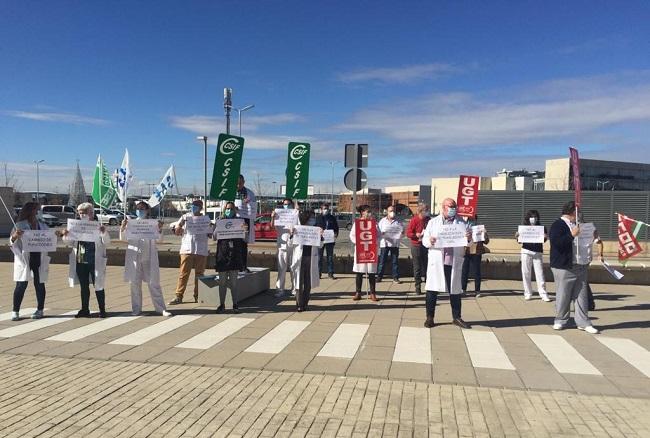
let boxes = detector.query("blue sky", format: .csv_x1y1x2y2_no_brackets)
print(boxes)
1,0,650,196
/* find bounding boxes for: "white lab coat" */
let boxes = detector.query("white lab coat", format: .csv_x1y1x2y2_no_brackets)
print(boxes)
378,217,404,248
64,225,111,290
9,220,51,283
349,222,380,274
422,215,468,294
275,213,300,291
235,187,257,244
291,243,321,290
121,227,162,285
178,213,210,256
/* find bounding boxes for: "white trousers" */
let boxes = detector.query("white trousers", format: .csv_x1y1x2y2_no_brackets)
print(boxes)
521,251,547,296
130,264,167,314
276,246,297,291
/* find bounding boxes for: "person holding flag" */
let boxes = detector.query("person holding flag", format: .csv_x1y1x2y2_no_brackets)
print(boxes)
349,205,380,302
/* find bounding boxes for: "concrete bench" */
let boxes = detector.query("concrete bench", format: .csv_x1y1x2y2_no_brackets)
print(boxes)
197,267,270,307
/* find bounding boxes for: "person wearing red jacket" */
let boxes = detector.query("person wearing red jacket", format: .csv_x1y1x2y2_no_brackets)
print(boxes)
406,204,430,294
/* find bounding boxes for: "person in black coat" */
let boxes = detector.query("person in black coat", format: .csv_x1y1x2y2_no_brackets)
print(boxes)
315,203,339,279
212,201,247,314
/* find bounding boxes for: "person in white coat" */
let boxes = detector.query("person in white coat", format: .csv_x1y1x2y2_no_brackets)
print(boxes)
349,205,380,302
235,174,256,272
516,210,551,302
60,202,111,318
422,198,472,329
377,205,404,283
290,210,322,311
120,201,171,317
271,198,300,298
9,202,60,321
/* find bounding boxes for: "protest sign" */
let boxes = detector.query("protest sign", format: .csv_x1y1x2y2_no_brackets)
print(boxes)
381,222,403,242
66,219,100,242
274,208,299,228
434,224,468,248
578,222,595,247
293,225,321,246
471,224,486,243
517,225,545,243
457,175,480,217
214,219,245,240
602,260,624,280
22,230,57,252
355,219,378,263
184,215,212,235
124,219,160,240
210,134,245,201
285,142,311,199
323,229,336,244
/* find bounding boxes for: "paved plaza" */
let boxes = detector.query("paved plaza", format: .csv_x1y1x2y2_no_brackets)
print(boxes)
0,262,649,437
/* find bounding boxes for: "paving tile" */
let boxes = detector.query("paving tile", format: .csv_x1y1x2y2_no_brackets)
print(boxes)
388,362,432,382
346,358,391,378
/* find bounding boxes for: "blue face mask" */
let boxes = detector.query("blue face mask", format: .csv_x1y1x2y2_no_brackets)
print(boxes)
224,208,234,218
283,204,290,209
191,205,201,214
136,210,147,219
447,208,457,218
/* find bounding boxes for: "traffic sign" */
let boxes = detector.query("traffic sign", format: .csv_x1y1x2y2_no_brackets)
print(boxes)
344,144,368,168
344,168,367,192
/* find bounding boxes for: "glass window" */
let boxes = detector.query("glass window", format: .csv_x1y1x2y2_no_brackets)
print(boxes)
43,206,58,213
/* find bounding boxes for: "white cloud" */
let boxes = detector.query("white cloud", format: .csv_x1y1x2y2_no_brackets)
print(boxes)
336,63,460,84
3,110,110,126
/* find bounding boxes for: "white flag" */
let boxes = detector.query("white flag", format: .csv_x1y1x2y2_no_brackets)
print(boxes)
116,149,133,203
148,165,175,208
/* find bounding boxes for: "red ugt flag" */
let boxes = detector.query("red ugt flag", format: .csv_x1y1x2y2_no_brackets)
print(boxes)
456,175,480,217
569,147,581,208
618,213,643,260
355,218,378,263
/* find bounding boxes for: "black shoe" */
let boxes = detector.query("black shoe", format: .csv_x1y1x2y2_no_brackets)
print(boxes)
415,288,422,295
453,318,471,329
297,306,303,312
424,317,435,328
232,305,240,314
168,297,183,305
319,274,322,279
193,295,198,303
75,310,91,318
216,304,225,314
98,310,107,318
328,274,335,279
376,277,383,283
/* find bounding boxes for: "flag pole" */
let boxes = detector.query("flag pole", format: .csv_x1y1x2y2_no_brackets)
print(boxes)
0,194,17,228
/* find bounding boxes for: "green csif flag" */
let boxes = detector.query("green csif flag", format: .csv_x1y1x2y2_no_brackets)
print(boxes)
210,133,245,201
91,155,118,209
285,142,310,199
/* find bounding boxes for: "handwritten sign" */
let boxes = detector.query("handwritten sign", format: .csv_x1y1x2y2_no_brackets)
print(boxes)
381,222,403,242
518,225,545,244
578,222,595,247
434,224,468,248
22,230,57,252
471,225,486,243
323,229,336,244
185,215,212,235
124,219,160,240
293,225,322,246
274,208,299,228
67,219,100,242
214,219,245,240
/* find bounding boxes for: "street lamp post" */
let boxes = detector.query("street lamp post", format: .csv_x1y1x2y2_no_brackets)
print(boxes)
197,136,208,202
272,181,277,201
236,104,255,136
34,160,44,202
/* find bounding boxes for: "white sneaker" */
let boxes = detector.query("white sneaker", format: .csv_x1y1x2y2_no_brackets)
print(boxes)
11,311,19,321
524,294,532,301
31,310,43,319
540,294,551,302
274,289,286,298
162,310,172,317
291,290,297,296
553,323,564,330
578,326,599,334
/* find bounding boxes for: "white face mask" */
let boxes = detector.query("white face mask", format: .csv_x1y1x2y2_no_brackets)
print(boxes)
529,217,537,225
388,211,395,219
79,213,90,221
322,209,329,215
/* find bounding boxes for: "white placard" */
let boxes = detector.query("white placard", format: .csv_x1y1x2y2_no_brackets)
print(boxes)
66,219,100,242
214,219,246,240
124,219,160,240
471,225,486,243
184,215,212,235
602,261,624,280
434,224,468,248
323,229,336,244
274,209,299,228
518,225,545,243
578,222,595,247
234,199,243,208
293,225,322,247
381,223,403,241
21,230,58,252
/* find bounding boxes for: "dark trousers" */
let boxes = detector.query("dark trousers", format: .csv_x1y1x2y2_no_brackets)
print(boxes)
76,263,105,313
296,254,312,308
410,244,427,291
377,247,399,280
461,254,483,292
355,273,376,294
319,243,335,275
587,283,595,310
426,264,461,320
13,257,46,312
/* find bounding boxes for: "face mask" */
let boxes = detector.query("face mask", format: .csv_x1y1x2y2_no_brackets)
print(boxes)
447,208,457,218
79,213,90,221
136,210,147,219
322,209,328,215
191,205,201,214
283,204,290,209
224,208,234,218
388,211,395,219
529,217,537,225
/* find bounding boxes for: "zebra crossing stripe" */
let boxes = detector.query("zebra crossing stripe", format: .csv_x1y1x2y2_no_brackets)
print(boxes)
0,311,77,338
0,308,38,322
392,327,431,364
109,315,201,346
176,317,255,350
46,316,141,342
462,329,515,370
528,334,601,375
597,337,650,378
317,323,369,359
245,320,311,354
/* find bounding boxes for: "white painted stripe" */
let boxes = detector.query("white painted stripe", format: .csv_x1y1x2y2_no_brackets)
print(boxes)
597,337,650,378
529,334,601,375
392,327,431,364
462,330,515,370
0,308,38,322
109,315,201,346
317,323,369,359
245,320,311,354
176,317,255,350
0,311,77,338
46,316,141,342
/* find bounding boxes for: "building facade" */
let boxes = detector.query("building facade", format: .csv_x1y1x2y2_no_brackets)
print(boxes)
545,158,650,191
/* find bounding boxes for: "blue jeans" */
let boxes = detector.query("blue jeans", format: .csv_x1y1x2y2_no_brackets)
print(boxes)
377,247,399,280
319,243,335,275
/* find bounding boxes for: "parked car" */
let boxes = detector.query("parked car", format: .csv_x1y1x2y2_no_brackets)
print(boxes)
254,213,277,241
41,205,76,222
336,213,355,230
13,207,61,227
93,208,121,225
